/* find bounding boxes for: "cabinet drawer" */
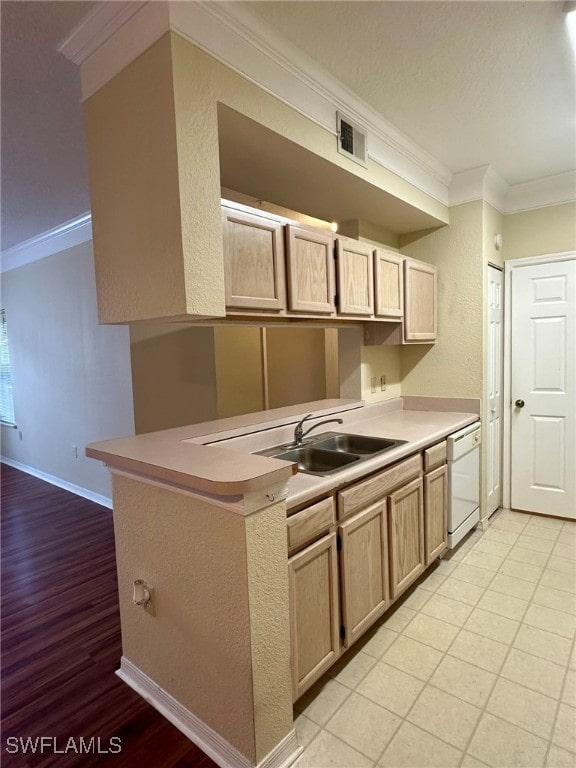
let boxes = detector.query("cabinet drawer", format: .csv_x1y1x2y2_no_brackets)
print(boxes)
287,497,335,553
424,441,447,472
337,454,422,519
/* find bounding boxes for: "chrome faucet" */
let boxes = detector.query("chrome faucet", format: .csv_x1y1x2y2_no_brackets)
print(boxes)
293,413,343,446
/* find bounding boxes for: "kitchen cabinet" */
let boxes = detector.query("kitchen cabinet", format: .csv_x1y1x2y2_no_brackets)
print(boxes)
288,532,340,700
424,464,448,564
222,207,286,311
335,237,374,316
339,502,389,646
388,477,425,599
286,226,335,314
374,249,404,318
404,258,437,342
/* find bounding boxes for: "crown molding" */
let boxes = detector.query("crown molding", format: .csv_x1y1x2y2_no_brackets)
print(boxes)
60,0,452,205
505,171,576,214
58,1,146,64
1,213,92,273
58,1,576,218
175,1,452,193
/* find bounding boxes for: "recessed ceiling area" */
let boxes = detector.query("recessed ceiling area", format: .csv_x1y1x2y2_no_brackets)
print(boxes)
217,104,445,236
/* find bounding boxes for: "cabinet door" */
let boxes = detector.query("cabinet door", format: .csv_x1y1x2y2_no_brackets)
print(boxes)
374,249,403,318
388,478,425,599
222,208,286,311
424,464,448,564
336,238,374,316
288,533,340,700
286,226,335,314
404,259,437,341
339,502,388,647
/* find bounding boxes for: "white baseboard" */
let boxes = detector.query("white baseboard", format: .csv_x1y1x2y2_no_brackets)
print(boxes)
1,457,112,509
117,657,302,768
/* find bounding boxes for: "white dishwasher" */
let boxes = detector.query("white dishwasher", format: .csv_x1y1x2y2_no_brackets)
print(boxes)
447,423,481,548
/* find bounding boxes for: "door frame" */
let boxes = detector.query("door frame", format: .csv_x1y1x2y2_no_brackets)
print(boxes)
502,251,576,510
486,263,504,518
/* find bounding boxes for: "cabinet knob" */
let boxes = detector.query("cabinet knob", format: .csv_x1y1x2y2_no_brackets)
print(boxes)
514,399,525,409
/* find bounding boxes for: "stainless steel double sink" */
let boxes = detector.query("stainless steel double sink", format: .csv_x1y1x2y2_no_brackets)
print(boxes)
256,432,407,476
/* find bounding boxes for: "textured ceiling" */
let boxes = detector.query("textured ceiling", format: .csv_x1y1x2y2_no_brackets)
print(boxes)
243,0,576,185
1,1,94,251
1,1,575,252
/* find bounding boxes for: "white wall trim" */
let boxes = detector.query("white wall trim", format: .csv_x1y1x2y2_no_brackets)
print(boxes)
450,166,576,214
505,171,576,214
57,2,576,221
117,657,302,768
57,1,146,64
502,251,576,510
61,0,452,206
1,456,112,509
1,213,92,273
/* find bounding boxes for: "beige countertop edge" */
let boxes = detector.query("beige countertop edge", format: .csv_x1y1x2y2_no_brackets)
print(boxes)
86,398,480,502
85,446,296,496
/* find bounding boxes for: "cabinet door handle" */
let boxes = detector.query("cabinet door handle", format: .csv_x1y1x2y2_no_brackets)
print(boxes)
514,399,525,408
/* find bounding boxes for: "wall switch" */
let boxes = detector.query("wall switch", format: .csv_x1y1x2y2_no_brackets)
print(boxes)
380,376,387,391
370,376,377,393
72,445,78,459
18,430,22,441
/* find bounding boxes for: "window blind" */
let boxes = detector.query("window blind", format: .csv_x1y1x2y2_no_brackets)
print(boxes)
0,310,16,425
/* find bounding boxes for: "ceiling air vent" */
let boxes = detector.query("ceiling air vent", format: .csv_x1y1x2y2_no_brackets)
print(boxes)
337,112,367,167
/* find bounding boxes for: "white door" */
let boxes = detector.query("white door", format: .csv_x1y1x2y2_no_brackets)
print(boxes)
487,266,504,515
511,259,576,518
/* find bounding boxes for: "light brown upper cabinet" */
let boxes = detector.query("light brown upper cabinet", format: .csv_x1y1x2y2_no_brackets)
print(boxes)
286,226,335,314
374,249,404,318
404,259,437,342
222,207,286,312
335,237,374,316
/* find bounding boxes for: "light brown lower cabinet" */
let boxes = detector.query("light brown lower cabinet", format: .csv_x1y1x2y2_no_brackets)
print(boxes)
288,532,340,700
388,477,425,599
424,464,448,564
339,502,389,647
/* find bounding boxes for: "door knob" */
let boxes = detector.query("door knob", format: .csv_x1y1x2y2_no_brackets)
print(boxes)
515,399,525,408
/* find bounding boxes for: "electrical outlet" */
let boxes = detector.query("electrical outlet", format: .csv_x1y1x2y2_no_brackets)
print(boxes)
370,376,377,394
72,445,78,459
381,375,387,391
18,430,22,441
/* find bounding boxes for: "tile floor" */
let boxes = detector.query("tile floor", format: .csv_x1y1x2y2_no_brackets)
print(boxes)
292,509,576,768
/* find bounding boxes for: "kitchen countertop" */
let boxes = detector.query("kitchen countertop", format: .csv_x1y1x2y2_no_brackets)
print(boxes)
86,397,480,507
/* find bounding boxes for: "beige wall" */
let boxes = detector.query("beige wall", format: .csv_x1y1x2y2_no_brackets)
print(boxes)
266,327,327,409
214,326,265,418
400,202,484,398
1,243,134,498
361,345,403,403
113,474,292,763
130,323,218,433
503,202,576,261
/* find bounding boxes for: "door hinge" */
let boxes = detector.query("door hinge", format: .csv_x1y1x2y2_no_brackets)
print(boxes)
340,625,346,640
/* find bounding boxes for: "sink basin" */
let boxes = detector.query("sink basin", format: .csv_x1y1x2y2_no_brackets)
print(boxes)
256,431,407,476
274,446,360,474
313,434,398,455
